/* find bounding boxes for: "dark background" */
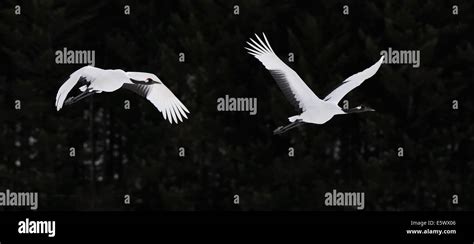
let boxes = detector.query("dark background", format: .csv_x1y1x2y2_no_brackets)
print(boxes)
0,0,472,211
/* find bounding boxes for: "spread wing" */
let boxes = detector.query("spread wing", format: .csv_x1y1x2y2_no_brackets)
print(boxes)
122,82,190,124
245,33,322,112
324,56,384,104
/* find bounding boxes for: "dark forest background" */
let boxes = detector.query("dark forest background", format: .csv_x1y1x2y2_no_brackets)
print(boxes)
0,0,472,210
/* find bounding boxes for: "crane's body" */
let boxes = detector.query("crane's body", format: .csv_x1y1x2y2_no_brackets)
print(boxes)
56,66,190,124
245,33,383,134
79,67,130,92
292,102,344,124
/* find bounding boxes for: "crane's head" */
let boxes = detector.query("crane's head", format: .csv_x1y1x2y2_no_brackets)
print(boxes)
127,72,161,85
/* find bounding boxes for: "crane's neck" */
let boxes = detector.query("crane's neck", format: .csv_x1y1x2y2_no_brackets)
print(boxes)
343,105,375,114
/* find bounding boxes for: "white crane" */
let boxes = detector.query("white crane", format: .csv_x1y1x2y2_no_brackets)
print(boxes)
245,33,384,135
55,66,190,124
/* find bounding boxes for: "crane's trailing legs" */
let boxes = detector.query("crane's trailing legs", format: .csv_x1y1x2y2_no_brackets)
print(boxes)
273,119,304,135
64,90,97,106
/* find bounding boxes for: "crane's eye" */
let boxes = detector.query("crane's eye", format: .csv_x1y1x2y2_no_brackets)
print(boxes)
146,78,152,82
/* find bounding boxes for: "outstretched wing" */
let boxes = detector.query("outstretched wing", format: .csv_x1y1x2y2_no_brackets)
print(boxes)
245,33,321,112
55,66,95,111
324,56,384,104
122,82,190,124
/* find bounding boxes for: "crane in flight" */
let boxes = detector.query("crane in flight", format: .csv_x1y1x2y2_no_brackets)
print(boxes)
245,33,384,135
55,66,190,124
